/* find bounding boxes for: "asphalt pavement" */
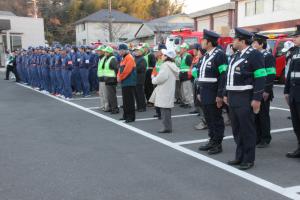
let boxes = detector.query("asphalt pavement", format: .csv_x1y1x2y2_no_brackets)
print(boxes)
0,72,299,200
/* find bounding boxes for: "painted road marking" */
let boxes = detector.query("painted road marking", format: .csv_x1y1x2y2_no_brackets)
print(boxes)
17,83,300,200
175,127,293,146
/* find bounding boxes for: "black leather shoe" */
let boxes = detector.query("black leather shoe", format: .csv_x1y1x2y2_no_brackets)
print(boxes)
158,129,172,133
111,109,119,114
189,110,198,114
257,141,269,148
286,148,300,158
119,117,125,121
208,144,222,155
239,162,254,170
198,140,214,151
227,160,241,166
125,119,135,123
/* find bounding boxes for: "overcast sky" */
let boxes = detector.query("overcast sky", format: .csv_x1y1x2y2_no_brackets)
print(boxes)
183,0,231,14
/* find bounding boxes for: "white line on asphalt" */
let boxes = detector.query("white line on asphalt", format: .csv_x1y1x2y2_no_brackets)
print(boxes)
70,96,122,101
174,127,294,146
270,106,290,111
16,83,300,200
135,113,198,122
87,106,100,110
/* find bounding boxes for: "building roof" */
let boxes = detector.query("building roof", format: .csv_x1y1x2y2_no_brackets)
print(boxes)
148,13,190,23
189,2,235,18
0,11,16,16
75,9,143,24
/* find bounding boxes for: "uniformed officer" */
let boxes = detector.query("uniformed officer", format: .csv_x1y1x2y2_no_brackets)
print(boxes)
224,28,266,170
70,45,82,95
49,47,57,95
252,33,276,148
284,25,300,158
79,45,91,97
40,47,51,93
197,29,228,155
30,47,39,89
54,45,64,97
61,47,73,99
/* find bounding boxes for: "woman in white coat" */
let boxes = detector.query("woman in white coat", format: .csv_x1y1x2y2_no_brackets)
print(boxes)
150,49,180,133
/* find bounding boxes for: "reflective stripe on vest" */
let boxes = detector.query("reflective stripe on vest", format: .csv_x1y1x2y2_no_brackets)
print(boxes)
198,77,218,83
103,56,116,77
180,53,190,72
97,56,106,77
144,53,150,69
291,71,300,78
226,85,253,91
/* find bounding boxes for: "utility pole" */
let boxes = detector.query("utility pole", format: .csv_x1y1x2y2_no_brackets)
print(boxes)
108,0,113,42
33,0,38,18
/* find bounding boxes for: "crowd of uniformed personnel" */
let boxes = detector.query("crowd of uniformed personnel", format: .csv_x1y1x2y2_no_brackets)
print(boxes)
4,25,300,170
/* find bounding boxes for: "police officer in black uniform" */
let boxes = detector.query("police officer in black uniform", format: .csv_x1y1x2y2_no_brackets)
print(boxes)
197,29,228,155
252,33,276,148
284,25,300,158
224,28,266,170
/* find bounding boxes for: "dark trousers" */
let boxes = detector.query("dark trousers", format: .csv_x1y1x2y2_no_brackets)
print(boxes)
106,84,118,111
135,84,146,110
144,69,154,101
229,106,256,163
255,99,271,144
202,104,224,143
155,107,161,117
161,108,172,131
290,99,300,144
5,65,19,81
122,86,136,121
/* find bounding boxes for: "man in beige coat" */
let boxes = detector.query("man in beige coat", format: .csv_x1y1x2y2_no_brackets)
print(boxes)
150,49,180,133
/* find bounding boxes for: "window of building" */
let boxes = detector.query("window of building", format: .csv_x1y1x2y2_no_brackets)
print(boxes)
245,0,264,16
80,23,85,32
273,0,291,11
10,35,22,51
82,39,86,45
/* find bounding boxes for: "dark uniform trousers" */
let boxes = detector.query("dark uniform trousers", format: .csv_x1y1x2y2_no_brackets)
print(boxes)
228,91,256,163
202,104,224,143
144,69,154,101
122,86,136,121
135,84,146,110
290,99,300,144
255,99,272,144
106,84,118,111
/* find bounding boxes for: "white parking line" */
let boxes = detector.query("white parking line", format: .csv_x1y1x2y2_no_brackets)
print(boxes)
175,127,294,146
87,106,100,110
135,113,198,122
71,96,122,101
270,106,290,111
16,83,300,200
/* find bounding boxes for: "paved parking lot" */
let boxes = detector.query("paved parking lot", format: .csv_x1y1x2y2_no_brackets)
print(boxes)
0,72,300,200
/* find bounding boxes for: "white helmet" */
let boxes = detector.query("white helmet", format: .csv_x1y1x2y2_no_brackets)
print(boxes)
282,41,295,53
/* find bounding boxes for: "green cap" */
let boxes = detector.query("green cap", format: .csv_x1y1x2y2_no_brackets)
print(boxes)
96,45,106,51
135,46,145,54
104,46,114,54
142,43,150,48
180,43,189,49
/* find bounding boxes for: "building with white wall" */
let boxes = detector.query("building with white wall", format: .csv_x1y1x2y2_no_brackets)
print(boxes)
236,0,300,33
0,11,45,67
189,2,236,36
75,9,143,45
132,14,194,45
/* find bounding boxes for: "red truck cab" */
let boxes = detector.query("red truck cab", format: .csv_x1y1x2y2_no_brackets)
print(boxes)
166,28,233,51
266,34,293,83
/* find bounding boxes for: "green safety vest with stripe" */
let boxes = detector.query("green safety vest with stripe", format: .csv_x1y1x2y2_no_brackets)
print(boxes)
97,56,116,77
180,53,191,72
144,53,150,69
97,56,106,77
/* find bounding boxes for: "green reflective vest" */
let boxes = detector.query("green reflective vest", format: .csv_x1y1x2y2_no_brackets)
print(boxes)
97,56,106,77
144,53,150,69
103,56,116,77
180,53,191,72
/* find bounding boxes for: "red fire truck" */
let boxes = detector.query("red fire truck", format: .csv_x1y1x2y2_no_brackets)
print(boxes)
266,34,293,83
166,28,233,51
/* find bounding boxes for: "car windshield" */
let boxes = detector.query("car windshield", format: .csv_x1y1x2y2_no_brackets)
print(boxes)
183,37,198,45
